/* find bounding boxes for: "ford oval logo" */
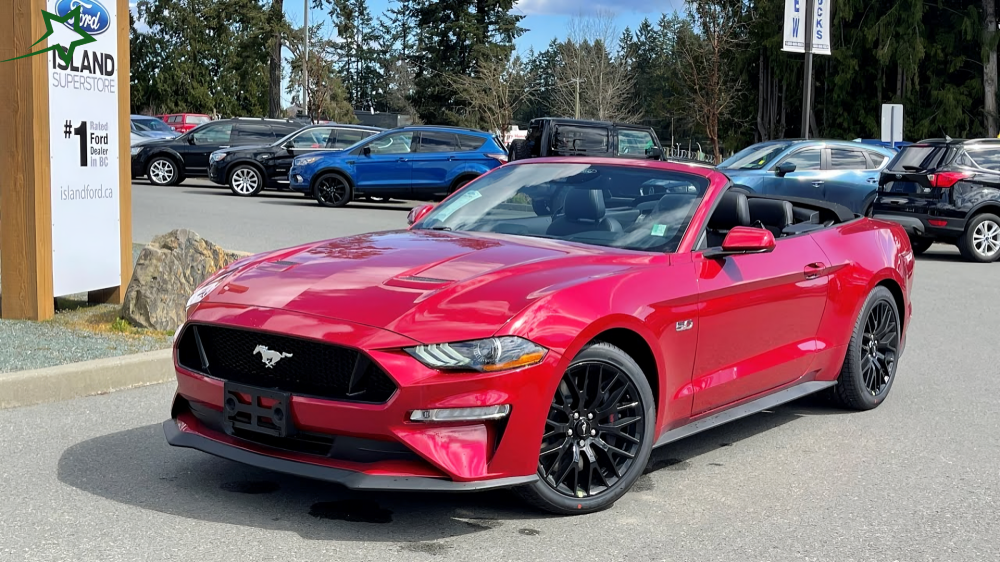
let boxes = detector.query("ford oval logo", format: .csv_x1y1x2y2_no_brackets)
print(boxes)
55,0,111,36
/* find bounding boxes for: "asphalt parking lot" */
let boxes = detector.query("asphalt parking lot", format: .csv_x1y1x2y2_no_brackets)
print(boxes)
2,181,998,562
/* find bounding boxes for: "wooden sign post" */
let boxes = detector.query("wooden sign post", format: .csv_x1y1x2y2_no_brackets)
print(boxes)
0,0,132,320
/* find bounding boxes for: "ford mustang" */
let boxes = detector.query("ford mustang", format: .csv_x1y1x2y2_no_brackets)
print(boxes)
164,157,914,515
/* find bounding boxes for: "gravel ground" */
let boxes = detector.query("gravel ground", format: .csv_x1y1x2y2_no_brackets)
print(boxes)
0,244,170,372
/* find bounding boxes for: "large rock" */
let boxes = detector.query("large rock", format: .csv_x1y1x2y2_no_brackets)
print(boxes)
122,229,242,331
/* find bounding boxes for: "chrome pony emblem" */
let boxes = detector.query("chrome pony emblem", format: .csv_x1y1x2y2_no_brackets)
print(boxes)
253,345,293,368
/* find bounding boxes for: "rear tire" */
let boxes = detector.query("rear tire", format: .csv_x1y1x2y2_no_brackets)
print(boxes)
450,176,475,194
515,342,655,515
958,213,1000,263
829,286,901,411
509,139,531,161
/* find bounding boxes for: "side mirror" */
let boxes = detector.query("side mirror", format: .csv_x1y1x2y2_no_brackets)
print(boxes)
407,204,435,226
362,146,372,157
776,162,796,176
646,147,664,160
703,226,776,259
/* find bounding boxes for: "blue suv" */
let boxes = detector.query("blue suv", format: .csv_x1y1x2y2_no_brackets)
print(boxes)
288,126,508,207
717,140,897,214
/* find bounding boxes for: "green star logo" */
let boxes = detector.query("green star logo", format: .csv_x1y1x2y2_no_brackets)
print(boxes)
1,7,96,66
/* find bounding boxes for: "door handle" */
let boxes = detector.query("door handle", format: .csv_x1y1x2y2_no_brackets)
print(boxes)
811,180,824,188
804,262,826,279
397,157,408,162
448,156,457,161
867,177,878,184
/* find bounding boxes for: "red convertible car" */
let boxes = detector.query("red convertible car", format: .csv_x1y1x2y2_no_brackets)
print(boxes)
165,157,914,514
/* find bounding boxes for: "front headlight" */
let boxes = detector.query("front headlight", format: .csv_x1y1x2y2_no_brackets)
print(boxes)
130,146,143,156
209,152,227,163
405,336,547,373
295,156,322,166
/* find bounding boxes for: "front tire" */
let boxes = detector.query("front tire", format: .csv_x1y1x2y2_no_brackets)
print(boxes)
516,342,655,515
147,157,180,186
228,165,264,197
313,173,353,208
829,286,901,411
958,213,1000,263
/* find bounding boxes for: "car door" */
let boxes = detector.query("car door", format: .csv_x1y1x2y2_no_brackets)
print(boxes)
820,147,879,213
762,146,826,201
691,221,831,415
410,131,463,198
176,122,234,175
270,127,336,183
353,130,415,195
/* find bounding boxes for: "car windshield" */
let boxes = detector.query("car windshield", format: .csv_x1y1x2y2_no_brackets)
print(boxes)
412,163,708,253
719,142,792,170
133,118,173,133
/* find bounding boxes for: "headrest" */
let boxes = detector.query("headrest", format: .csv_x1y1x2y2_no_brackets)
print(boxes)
748,198,794,227
708,191,751,230
655,193,698,214
564,189,606,222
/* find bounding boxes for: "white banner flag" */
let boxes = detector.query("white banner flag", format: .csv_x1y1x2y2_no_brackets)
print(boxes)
782,0,832,55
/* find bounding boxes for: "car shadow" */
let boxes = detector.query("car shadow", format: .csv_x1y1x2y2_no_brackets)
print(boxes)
913,248,970,263
252,198,418,212
57,396,839,540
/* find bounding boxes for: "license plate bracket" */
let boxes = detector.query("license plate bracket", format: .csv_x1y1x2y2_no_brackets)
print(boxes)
222,382,294,438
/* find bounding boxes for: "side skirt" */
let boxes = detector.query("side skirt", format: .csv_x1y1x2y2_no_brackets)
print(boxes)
653,381,836,448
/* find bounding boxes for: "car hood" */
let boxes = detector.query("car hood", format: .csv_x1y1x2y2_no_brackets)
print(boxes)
198,230,653,344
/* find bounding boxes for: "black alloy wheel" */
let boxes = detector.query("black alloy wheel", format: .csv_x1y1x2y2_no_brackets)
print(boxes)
830,286,901,410
517,342,655,515
313,173,352,208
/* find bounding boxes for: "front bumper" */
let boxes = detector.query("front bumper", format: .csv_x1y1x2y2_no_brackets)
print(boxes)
208,161,228,185
165,304,559,490
131,154,146,178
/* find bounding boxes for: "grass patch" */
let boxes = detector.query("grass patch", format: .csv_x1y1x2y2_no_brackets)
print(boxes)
49,301,172,339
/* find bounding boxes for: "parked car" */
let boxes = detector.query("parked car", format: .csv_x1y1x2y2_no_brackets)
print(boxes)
208,124,384,197
872,138,1000,262
131,115,178,140
507,118,665,161
717,139,897,215
132,118,304,186
168,156,913,516
162,113,213,134
288,126,508,207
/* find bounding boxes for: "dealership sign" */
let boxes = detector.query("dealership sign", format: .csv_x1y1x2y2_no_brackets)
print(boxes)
782,0,831,55
48,0,121,295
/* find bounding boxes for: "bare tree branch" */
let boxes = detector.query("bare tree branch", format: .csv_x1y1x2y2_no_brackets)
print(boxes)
447,52,540,135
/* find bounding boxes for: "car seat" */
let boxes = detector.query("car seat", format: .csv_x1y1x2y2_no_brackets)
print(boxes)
747,198,794,238
706,191,751,247
546,189,623,236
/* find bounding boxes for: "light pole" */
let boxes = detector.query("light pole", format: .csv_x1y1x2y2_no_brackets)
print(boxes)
800,0,815,139
303,0,309,120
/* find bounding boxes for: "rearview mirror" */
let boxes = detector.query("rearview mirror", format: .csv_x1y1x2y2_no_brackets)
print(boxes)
703,226,776,259
407,204,435,226
776,162,796,176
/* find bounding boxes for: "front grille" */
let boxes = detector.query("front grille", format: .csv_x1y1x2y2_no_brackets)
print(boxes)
176,324,397,404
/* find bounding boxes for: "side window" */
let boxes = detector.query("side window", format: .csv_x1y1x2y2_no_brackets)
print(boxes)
553,126,609,153
191,123,233,144
286,128,333,149
330,129,368,149
419,132,462,152
964,147,1000,170
458,134,487,150
780,149,821,171
866,151,890,169
168,116,181,123
618,130,655,157
232,124,275,144
829,148,868,170
367,132,414,155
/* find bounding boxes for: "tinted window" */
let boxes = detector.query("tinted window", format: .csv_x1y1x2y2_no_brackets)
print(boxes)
190,123,233,143
720,142,792,170
233,124,275,142
963,146,1000,170
867,151,890,169
167,116,181,123
780,149,821,171
618,130,655,157
829,149,868,170
331,129,371,149
419,132,461,152
187,115,211,124
367,131,414,154
553,126,609,153
459,134,487,150
288,128,333,148
888,145,956,172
